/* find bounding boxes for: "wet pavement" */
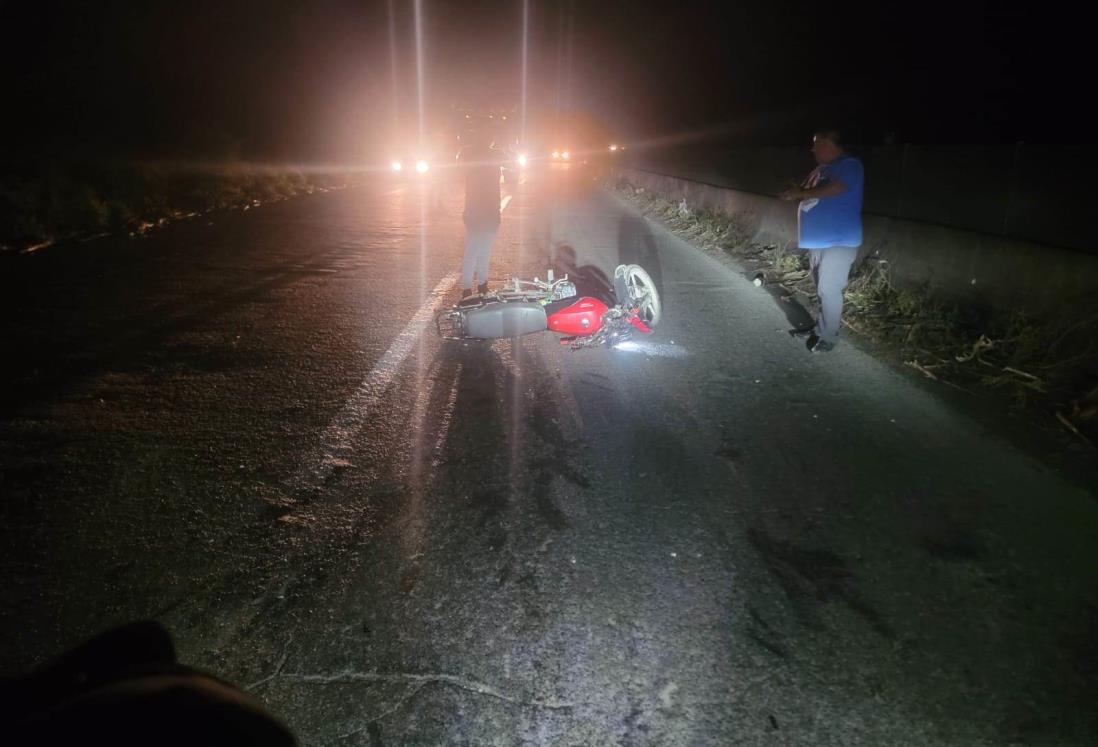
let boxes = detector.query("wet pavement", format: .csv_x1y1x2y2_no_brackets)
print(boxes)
1,167,1096,745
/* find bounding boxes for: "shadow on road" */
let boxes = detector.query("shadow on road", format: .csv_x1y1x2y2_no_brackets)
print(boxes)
758,278,816,332
550,243,615,304
615,215,664,299
435,336,581,555
746,525,895,640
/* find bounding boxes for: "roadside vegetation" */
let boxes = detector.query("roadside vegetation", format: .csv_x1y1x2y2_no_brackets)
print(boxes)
0,162,358,252
611,177,1098,445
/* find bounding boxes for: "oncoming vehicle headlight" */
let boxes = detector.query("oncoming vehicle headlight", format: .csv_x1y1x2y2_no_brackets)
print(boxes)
561,150,570,161
415,159,429,174
517,153,528,168
551,150,560,160
391,159,403,172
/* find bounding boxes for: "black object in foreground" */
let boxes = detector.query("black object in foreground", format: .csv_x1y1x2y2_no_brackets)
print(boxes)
0,621,296,746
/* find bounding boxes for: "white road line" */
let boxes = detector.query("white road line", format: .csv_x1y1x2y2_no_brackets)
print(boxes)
500,195,513,213
292,272,458,491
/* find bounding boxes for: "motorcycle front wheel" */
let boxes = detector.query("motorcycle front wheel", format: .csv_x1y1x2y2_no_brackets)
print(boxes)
617,264,662,328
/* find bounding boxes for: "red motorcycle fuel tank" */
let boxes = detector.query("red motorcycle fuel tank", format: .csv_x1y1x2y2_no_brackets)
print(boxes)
546,297,609,336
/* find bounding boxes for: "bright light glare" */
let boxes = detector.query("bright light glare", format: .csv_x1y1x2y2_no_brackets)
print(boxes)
561,150,570,160
551,150,560,159
609,144,619,152
517,153,528,168
614,340,689,359
415,159,429,174
391,160,403,172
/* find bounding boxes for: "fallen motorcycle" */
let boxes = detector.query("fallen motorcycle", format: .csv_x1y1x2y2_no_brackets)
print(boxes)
436,264,661,349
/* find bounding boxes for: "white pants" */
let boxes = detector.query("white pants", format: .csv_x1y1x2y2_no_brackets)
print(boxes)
462,221,499,290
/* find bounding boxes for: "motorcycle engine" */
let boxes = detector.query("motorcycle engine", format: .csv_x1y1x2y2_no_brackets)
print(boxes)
551,280,577,301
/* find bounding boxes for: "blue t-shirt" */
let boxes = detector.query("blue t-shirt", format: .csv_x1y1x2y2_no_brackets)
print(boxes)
797,154,864,249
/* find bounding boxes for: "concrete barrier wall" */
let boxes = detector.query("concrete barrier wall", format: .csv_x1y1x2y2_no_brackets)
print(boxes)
633,144,1093,254
620,167,1098,317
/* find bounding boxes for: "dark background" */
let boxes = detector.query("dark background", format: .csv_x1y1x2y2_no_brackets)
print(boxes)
573,0,1080,146
0,0,1088,162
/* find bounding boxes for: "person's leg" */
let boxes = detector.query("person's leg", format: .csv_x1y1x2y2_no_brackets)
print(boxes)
809,249,822,289
461,222,482,291
813,246,858,341
475,222,499,288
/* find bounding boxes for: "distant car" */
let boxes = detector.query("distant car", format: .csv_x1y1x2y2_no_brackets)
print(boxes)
388,137,458,178
388,150,433,177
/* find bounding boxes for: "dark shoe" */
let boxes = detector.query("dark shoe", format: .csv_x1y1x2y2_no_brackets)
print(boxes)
461,287,473,299
477,282,490,295
808,335,836,353
788,327,815,340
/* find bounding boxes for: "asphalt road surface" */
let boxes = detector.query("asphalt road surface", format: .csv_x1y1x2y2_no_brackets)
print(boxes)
2,166,1096,746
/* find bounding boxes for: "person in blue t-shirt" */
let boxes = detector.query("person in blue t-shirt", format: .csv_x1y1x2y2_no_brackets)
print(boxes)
780,129,864,352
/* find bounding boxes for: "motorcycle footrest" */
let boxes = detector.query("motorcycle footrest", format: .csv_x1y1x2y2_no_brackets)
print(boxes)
435,310,465,339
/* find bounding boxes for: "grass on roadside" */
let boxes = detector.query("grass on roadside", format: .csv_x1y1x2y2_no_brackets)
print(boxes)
1,163,355,251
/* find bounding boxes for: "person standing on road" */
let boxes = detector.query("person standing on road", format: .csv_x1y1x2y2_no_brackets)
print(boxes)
426,127,450,213
780,129,864,352
457,125,502,297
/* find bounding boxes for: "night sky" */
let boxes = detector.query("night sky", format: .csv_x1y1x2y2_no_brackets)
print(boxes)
0,0,1085,162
